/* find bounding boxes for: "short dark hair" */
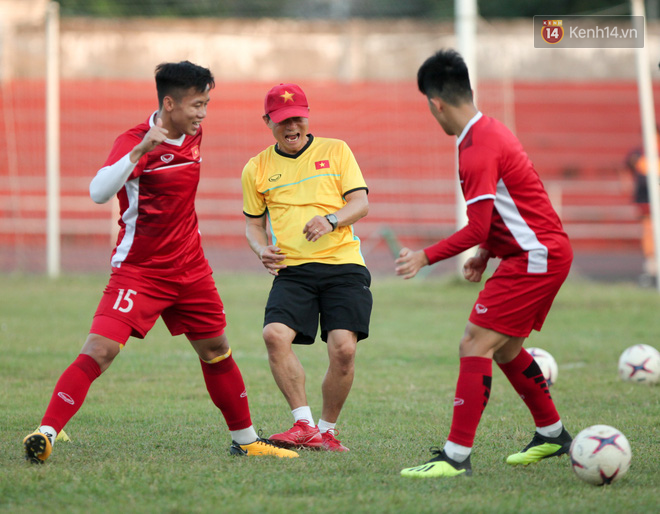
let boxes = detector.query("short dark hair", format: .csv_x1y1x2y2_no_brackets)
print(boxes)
417,49,473,106
155,61,215,108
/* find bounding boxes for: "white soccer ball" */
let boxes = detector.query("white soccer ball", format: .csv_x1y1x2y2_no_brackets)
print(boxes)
569,425,631,486
527,347,558,386
618,344,660,384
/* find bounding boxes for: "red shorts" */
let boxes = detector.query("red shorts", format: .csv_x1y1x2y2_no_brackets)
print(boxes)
468,254,571,338
90,262,226,345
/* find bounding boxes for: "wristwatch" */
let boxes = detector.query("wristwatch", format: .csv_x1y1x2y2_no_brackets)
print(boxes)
325,213,338,231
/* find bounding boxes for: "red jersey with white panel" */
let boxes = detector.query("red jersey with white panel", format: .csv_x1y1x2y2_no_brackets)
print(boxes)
425,113,571,273
462,113,571,272
103,113,207,272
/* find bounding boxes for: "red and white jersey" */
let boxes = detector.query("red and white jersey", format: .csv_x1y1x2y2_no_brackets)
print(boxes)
100,113,206,271
458,113,570,272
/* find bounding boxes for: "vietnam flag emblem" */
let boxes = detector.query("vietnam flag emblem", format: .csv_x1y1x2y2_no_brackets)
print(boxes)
315,160,330,170
191,145,200,159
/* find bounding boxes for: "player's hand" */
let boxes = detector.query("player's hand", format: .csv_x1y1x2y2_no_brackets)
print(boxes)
303,215,331,242
260,245,287,276
395,247,428,280
130,117,169,162
462,254,488,283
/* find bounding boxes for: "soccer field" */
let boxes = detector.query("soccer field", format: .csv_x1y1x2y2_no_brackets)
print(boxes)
1,273,659,513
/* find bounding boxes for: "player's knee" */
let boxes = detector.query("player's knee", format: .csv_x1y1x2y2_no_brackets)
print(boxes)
458,335,474,357
493,338,525,364
263,324,292,352
190,334,230,362
329,352,355,375
81,334,121,370
328,336,357,370
458,332,494,359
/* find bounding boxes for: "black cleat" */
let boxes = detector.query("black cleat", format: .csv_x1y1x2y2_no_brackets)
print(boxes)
506,427,572,466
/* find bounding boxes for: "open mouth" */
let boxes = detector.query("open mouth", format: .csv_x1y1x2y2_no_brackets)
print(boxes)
285,133,300,143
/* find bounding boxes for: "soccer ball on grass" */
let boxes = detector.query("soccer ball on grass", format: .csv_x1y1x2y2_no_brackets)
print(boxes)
617,344,660,384
527,347,558,386
569,425,631,486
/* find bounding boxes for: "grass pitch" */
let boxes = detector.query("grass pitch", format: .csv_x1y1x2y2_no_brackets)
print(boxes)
1,272,659,513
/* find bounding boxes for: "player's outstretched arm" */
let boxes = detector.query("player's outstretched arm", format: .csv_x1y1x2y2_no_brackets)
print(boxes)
395,247,429,280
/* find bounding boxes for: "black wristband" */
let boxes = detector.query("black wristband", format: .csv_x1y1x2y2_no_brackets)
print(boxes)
325,213,338,231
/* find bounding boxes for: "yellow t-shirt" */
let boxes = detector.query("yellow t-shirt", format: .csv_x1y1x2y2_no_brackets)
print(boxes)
241,135,368,266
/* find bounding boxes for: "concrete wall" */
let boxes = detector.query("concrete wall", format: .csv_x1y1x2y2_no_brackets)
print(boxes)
6,13,660,82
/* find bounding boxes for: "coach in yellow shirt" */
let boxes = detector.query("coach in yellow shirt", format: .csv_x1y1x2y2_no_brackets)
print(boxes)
242,83,372,452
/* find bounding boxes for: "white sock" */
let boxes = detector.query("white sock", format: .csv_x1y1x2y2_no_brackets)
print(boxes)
39,425,57,446
443,441,472,463
230,426,259,445
292,406,315,427
317,419,336,434
537,421,563,438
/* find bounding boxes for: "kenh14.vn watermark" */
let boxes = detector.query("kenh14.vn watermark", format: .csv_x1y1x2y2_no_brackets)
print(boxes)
534,15,644,48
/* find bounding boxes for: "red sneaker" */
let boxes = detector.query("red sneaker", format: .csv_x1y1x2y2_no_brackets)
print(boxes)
269,421,323,448
321,429,349,452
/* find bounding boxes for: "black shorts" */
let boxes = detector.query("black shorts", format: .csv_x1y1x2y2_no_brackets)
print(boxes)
264,263,372,345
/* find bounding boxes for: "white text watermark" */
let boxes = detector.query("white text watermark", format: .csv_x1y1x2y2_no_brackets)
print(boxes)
534,16,644,48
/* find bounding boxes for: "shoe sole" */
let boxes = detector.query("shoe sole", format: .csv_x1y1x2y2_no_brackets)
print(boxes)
24,434,50,464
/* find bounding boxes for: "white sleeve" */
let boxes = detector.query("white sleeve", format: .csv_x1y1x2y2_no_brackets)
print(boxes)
89,153,137,204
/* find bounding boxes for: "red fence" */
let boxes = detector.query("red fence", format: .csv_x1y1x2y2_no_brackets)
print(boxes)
0,79,656,272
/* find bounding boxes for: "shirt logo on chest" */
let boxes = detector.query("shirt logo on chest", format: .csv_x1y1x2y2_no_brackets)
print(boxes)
315,160,330,170
191,145,200,159
269,174,282,182
161,154,174,163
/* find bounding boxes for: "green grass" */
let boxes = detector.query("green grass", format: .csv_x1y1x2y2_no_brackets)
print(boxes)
1,272,659,513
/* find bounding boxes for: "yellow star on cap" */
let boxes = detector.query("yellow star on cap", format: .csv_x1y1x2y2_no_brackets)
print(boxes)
280,90,294,103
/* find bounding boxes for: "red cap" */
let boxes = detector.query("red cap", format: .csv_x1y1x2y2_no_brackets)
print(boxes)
264,83,309,123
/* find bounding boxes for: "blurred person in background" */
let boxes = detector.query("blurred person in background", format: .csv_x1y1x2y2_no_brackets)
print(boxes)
624,128,659,288
241,83,372,452
396,49,573,478
23,61,298,463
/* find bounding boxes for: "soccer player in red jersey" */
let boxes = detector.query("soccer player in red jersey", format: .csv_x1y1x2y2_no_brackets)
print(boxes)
397,50,573,478
23,61,297,462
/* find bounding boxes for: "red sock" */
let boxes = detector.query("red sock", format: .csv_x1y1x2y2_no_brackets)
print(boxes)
200,355,252,431
447,356,492,447
41,354,102,434
498,348,560,427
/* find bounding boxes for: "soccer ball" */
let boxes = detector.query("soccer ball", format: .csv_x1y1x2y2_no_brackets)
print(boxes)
618,344,660,384
527,347,558,386
569,425,631,486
